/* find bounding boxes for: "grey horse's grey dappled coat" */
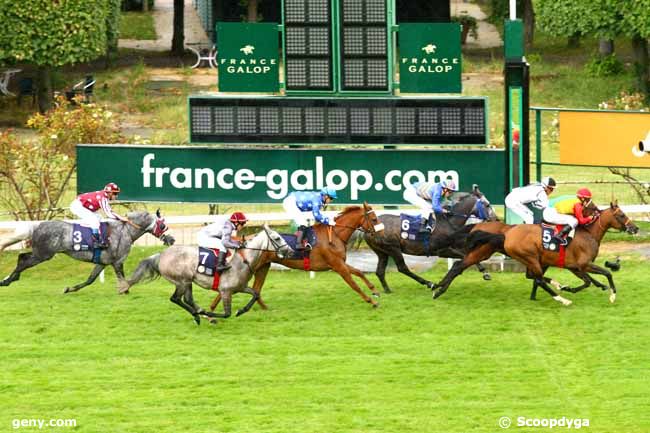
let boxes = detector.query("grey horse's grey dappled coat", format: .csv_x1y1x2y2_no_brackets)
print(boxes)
124,224,291,325
0,211,171,293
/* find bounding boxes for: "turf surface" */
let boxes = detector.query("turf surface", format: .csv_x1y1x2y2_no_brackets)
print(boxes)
1,246,649,433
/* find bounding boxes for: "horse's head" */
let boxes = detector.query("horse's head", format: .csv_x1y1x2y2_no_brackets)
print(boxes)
452,185,498,222
128,209,173,244
361,202,384,234
262,224,292,259
606,201,638,234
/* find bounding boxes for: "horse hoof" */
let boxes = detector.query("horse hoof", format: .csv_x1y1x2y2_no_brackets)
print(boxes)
383,288,392,294
119,290,130,295
425,281,436,290
209,318,217,325
63,287,70,294
372,302,380,308
193,315,201,325
482,274,492,281
372,292,381,298
236,309,244,317
609,293,616,303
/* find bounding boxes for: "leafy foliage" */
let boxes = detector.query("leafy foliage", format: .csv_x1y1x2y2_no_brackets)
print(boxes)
0,0,110,67
585,53,624,77
0,97,123,220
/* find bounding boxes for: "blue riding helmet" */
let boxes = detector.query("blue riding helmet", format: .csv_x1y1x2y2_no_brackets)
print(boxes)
440,179,458,191
320,187,338,199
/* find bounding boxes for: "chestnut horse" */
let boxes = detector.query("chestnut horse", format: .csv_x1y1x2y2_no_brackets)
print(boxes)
211,202,385,311
433,202,638,306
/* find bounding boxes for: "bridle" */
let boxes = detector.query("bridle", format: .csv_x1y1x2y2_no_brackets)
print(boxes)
595,206,633,232
332,208,384,235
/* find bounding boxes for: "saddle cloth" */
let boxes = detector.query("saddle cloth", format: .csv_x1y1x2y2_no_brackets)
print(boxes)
72,222,109,251
281,227,318,260
541,223,573,252
399,214,432,242
196,247,232,276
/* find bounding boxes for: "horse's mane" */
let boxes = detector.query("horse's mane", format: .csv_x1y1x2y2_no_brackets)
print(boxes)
336,206,362,217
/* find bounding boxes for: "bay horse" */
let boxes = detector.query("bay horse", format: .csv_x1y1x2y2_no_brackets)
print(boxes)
364,186,498,293
0,210,173,293
433,202,638,305
211,202,385,311
123,224,291,324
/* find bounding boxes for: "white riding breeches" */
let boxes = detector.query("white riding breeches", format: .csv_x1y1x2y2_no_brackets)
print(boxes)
403,186,434,217
70,199,101,230
282,195,312,227
197,232,225,250
543,207,578,228
505,196,535,224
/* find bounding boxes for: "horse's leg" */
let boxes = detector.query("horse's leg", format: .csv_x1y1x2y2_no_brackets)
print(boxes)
584,263,617,303
330,260,379,308
433,243,494,299
209,292,222,312
0,252,53,286
170,283,201,325
391,250,435,289
211,289,232,318
182,286,217,320
252,262,271,309
520,261,572,306
345,264,380,298
235,287,259,317
475,262,492,281
560,269,593,294
64,264,106,293
111,261,128,294
373,250,392,294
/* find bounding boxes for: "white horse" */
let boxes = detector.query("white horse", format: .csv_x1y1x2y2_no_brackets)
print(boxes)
124,224,292,325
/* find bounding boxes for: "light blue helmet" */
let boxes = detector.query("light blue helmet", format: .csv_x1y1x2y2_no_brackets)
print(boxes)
440,179,458,191
320,187,338,199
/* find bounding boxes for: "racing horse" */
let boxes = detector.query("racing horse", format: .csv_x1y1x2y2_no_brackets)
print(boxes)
123,224,291,324
433,202,638,305
211,202,385,311
364,186,498,293
0,210,173,293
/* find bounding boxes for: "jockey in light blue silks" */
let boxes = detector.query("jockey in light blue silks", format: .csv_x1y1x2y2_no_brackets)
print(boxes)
282,187,338,249
402,179,457,232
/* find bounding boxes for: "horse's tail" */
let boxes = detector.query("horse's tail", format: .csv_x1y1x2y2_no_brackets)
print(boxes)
466,230,505,251
127,253,161,287
0,222,40,254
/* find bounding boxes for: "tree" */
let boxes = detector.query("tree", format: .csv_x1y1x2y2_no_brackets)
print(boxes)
0,0,114,112
536,0,650,100
171,0,185,55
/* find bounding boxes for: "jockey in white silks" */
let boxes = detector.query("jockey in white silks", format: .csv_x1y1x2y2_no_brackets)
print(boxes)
197,212,248,271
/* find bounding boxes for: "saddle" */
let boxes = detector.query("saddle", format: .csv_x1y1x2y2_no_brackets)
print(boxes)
72,222,109,252
399,214,434,241
281,228,318,260
540,223,573,252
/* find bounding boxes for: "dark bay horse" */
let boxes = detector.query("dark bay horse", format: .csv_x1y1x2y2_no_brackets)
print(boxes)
433,202,638,306
211,202,385,311
364,187,498,292
0,210,172,293
124,225,291,324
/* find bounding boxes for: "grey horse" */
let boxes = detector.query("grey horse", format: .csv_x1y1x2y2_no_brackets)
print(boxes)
0,210,173,293
123,224,292,325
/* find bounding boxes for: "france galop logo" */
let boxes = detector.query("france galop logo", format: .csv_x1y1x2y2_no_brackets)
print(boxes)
422,43,437,54
240,45,255,55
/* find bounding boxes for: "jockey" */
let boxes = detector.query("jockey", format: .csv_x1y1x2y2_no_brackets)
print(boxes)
544,188,595,245
282,187,337,249
197,212,248,272
70,182,128,248
402,179,457,232
504,176,556,225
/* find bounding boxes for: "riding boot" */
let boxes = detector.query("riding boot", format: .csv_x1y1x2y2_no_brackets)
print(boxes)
426,213,435,232
295,225,308,250
92,228,107,249
553,225,572,245
215,251,231,272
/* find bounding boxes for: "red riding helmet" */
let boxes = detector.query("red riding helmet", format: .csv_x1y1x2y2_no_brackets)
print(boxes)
229,212,248,224
104,182,121,194
576,188,592,199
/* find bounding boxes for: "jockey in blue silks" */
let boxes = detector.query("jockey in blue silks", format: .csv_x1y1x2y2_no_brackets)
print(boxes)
402,179,457,232
282,187,338,249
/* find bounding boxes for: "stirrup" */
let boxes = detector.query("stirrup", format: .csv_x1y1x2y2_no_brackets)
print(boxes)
553,236,568,246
